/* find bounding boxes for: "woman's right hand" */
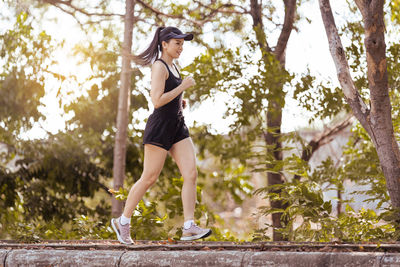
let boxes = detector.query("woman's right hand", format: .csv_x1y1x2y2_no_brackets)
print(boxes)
181,76,196,90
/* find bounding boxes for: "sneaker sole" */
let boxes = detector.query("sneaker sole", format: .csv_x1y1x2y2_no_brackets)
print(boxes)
180,229,212,241
111,218,133,245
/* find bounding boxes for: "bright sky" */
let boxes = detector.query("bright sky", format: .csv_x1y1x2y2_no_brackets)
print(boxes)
1,0,356,139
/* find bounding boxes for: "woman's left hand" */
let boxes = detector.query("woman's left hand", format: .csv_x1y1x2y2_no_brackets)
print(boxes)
182,99,187,109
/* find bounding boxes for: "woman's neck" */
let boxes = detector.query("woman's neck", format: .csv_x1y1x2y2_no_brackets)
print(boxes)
160,54,173,65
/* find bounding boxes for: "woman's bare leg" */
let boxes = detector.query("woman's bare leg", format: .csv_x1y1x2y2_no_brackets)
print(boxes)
122,144,168,218
169,138,198,222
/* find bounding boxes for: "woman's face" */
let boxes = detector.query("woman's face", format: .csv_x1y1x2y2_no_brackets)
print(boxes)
162,38,184,59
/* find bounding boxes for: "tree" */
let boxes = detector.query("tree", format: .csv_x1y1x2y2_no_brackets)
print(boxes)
319,0,400,211
249,0,297,241
112,0,135,217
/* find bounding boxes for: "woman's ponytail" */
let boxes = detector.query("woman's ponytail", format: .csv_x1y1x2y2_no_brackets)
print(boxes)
131,26,165,66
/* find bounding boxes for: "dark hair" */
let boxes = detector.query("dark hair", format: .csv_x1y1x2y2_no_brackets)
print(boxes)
132,26,194,66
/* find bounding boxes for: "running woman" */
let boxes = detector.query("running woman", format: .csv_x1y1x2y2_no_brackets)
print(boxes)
111,26,212,244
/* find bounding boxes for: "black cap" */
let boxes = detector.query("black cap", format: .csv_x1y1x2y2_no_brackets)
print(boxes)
159,27,194,43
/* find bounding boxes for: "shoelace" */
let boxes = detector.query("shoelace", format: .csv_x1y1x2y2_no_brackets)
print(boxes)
120,222,131,240
191,224,203,231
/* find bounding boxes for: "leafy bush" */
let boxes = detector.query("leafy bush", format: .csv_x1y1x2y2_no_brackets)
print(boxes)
254,179,399,242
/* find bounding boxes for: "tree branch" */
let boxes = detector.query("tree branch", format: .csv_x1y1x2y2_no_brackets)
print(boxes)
45,2,87,28
191,3,248,26
192,1,249,16
318,0,372,137
87,175,113,196
274,0,296,63
250,0,272,52
40,0,124,17
354,0,366,17
135,0,203,26
293,116,353,180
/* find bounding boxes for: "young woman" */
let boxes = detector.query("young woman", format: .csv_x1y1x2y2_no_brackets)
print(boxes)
111,26,212,244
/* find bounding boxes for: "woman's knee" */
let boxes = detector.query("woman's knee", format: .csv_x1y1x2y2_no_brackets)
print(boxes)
183,169,198,184
140,172,159,187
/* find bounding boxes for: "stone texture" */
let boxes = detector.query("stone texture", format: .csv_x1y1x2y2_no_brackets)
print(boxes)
381,253,400,267
5,249,123,267
244,251,331,267
332,252,383,267
120,251,246,267
1,249,9,267
242,251,384,267
1,248,398,266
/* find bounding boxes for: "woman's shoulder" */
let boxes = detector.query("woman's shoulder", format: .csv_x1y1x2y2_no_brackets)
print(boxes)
151,60,168,78
152,60,166,71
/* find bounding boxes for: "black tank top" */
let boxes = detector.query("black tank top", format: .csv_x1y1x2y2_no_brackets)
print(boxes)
152,59,183,117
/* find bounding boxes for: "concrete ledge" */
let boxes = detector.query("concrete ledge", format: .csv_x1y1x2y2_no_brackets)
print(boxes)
4,249,123,267
245,252,384,267
382,253,400,265
3,249,400,267
121,251,246,267
1,249,9,266
118,251,386,267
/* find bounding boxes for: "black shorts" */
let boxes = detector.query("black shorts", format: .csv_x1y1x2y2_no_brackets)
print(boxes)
143,113,190,151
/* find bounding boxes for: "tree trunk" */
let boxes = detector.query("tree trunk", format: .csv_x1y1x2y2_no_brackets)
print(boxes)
112,0,135,217
250,0,296,241
264,104,286,241
360,0,400,211
337,189,342,215
319,0,400,211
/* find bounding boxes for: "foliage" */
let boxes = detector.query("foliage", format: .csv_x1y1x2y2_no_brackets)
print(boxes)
391,0,400,24
254,179,399,242
252,1,400,242
253,70,400,242
184,40,293,160
293,75,348,122
4,210,114,242
0,12,55,144
65,23,148,134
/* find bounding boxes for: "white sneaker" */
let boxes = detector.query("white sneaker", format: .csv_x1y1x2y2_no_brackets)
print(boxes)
180,223,212,241
111,217,134,244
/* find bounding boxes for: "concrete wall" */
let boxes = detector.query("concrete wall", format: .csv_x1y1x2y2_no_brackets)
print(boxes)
2,249,400,267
